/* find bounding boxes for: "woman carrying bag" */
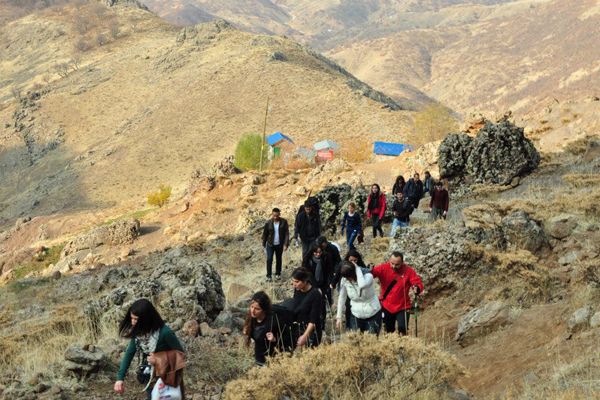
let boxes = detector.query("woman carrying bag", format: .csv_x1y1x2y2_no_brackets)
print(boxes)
114,299,185,399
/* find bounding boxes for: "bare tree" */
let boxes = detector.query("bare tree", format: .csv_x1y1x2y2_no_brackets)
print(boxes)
54,62,70,78
10,87,22,101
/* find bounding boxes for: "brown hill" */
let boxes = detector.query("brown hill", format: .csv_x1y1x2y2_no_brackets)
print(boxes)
0,1,413,226
141,0,600,116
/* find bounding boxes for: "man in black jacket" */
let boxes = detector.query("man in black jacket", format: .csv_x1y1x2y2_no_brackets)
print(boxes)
390,192,414,237
294,199,322,258
262,208,290,281
403,173,424,209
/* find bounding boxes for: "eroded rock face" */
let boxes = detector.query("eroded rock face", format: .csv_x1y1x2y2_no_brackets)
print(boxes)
439,118,540,184
455,301,510,346
83,246,225,339
102,0,149,10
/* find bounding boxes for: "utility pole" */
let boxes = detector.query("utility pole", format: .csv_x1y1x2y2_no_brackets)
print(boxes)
259,97,270,172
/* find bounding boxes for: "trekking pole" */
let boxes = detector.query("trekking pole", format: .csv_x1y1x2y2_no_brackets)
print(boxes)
413,293,419,338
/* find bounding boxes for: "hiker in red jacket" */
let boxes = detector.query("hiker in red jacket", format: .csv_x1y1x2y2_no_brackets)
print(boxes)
371,251,423,335
366,183,386,238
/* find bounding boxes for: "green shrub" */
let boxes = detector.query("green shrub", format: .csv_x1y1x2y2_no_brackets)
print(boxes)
147,184,172,207
234,133,268,171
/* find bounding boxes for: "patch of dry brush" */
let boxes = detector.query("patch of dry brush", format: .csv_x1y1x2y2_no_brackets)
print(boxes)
224,333,465,400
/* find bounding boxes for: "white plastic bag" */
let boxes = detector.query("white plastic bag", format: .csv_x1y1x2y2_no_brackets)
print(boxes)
151,378,182,400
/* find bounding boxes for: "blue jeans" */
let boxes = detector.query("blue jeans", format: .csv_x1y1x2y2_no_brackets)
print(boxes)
346,229,359,249
390,218,408,237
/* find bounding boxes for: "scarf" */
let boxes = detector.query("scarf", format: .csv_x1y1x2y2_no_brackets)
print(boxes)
368,193,380,210
313,256,324,286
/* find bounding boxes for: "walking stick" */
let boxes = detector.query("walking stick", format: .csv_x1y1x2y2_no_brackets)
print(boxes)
412,293,419,338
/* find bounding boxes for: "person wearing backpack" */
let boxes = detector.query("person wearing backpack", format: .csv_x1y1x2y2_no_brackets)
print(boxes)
294,198,322,258
366,183,386,238
114,299,185,399
403,173,424,210
335,261,382,335
340,202,362,250
291,267,324,347
262,208,290,282
390,192,414,237
243,291,291,366
371,252,423,335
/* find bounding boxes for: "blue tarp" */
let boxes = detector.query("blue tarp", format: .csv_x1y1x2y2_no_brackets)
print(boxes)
373,141,412,156
267,132,294,146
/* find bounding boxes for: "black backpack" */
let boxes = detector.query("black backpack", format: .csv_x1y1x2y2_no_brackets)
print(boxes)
271,300,298,352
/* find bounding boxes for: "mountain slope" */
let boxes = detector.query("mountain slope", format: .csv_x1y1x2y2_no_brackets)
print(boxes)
0,3,412,226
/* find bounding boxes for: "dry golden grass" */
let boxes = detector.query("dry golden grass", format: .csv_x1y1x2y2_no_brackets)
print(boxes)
223,333,465,400
338,139,372,163
562,173,600,188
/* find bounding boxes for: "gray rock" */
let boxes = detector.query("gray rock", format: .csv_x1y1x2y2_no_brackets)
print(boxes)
102,0,149,10
214,310,235,330
64,345,107,377
568,306,593,333
501,211,548,253
545,214,578,239
558,252,579,266
590,311,600,328
456,301,510,346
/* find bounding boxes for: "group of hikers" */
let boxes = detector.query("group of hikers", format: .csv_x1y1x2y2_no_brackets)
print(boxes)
112,172,446,398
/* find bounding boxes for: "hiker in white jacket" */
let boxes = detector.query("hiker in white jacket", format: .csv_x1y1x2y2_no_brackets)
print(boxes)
335,261,382,335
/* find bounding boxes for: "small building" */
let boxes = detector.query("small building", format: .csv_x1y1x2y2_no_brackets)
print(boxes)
267,132,294,160
373,141,413,157
313,140,339,162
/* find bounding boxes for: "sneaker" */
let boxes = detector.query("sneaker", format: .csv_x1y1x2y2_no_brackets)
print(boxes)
274,274,281,281
265,276,272,282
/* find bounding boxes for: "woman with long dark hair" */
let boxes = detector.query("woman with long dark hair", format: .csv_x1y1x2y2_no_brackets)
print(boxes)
335,261,382,335
392,175,406,196
338,249,368,330
366,183,386,238
114,299,185,398
242,291,279,366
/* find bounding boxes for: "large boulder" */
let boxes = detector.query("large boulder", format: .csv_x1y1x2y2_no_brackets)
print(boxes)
466,118,540,184
438,133,474,179
455,301,510,346
61,219,140,257
83,246,225,338
439,118,540,184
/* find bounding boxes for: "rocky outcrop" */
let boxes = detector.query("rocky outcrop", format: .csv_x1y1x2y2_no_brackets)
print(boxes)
438,133,473,179
83,246,225,339
439,118,540,184
456,301,510,346
313,184,368,235
389,225,487,295
102,0,149,10
61,219,140,258
501,211,549,253
64,345,107,378
545,214,578,239
176,20,233,46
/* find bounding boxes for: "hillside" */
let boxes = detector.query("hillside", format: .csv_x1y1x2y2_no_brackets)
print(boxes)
0,1,414,227
140,0,600,116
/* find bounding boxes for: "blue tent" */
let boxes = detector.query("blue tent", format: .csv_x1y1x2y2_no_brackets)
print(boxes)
373,141,412,156
267,132,294,146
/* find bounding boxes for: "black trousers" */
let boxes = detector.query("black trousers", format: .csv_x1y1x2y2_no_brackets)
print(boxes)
266,243,283,277
371,215,384,238
382,308,410,335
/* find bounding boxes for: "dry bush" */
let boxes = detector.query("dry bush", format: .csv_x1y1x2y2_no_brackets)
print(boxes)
339,139,372,163
562,173,600,188
224,333,465,400
564,136,596,155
